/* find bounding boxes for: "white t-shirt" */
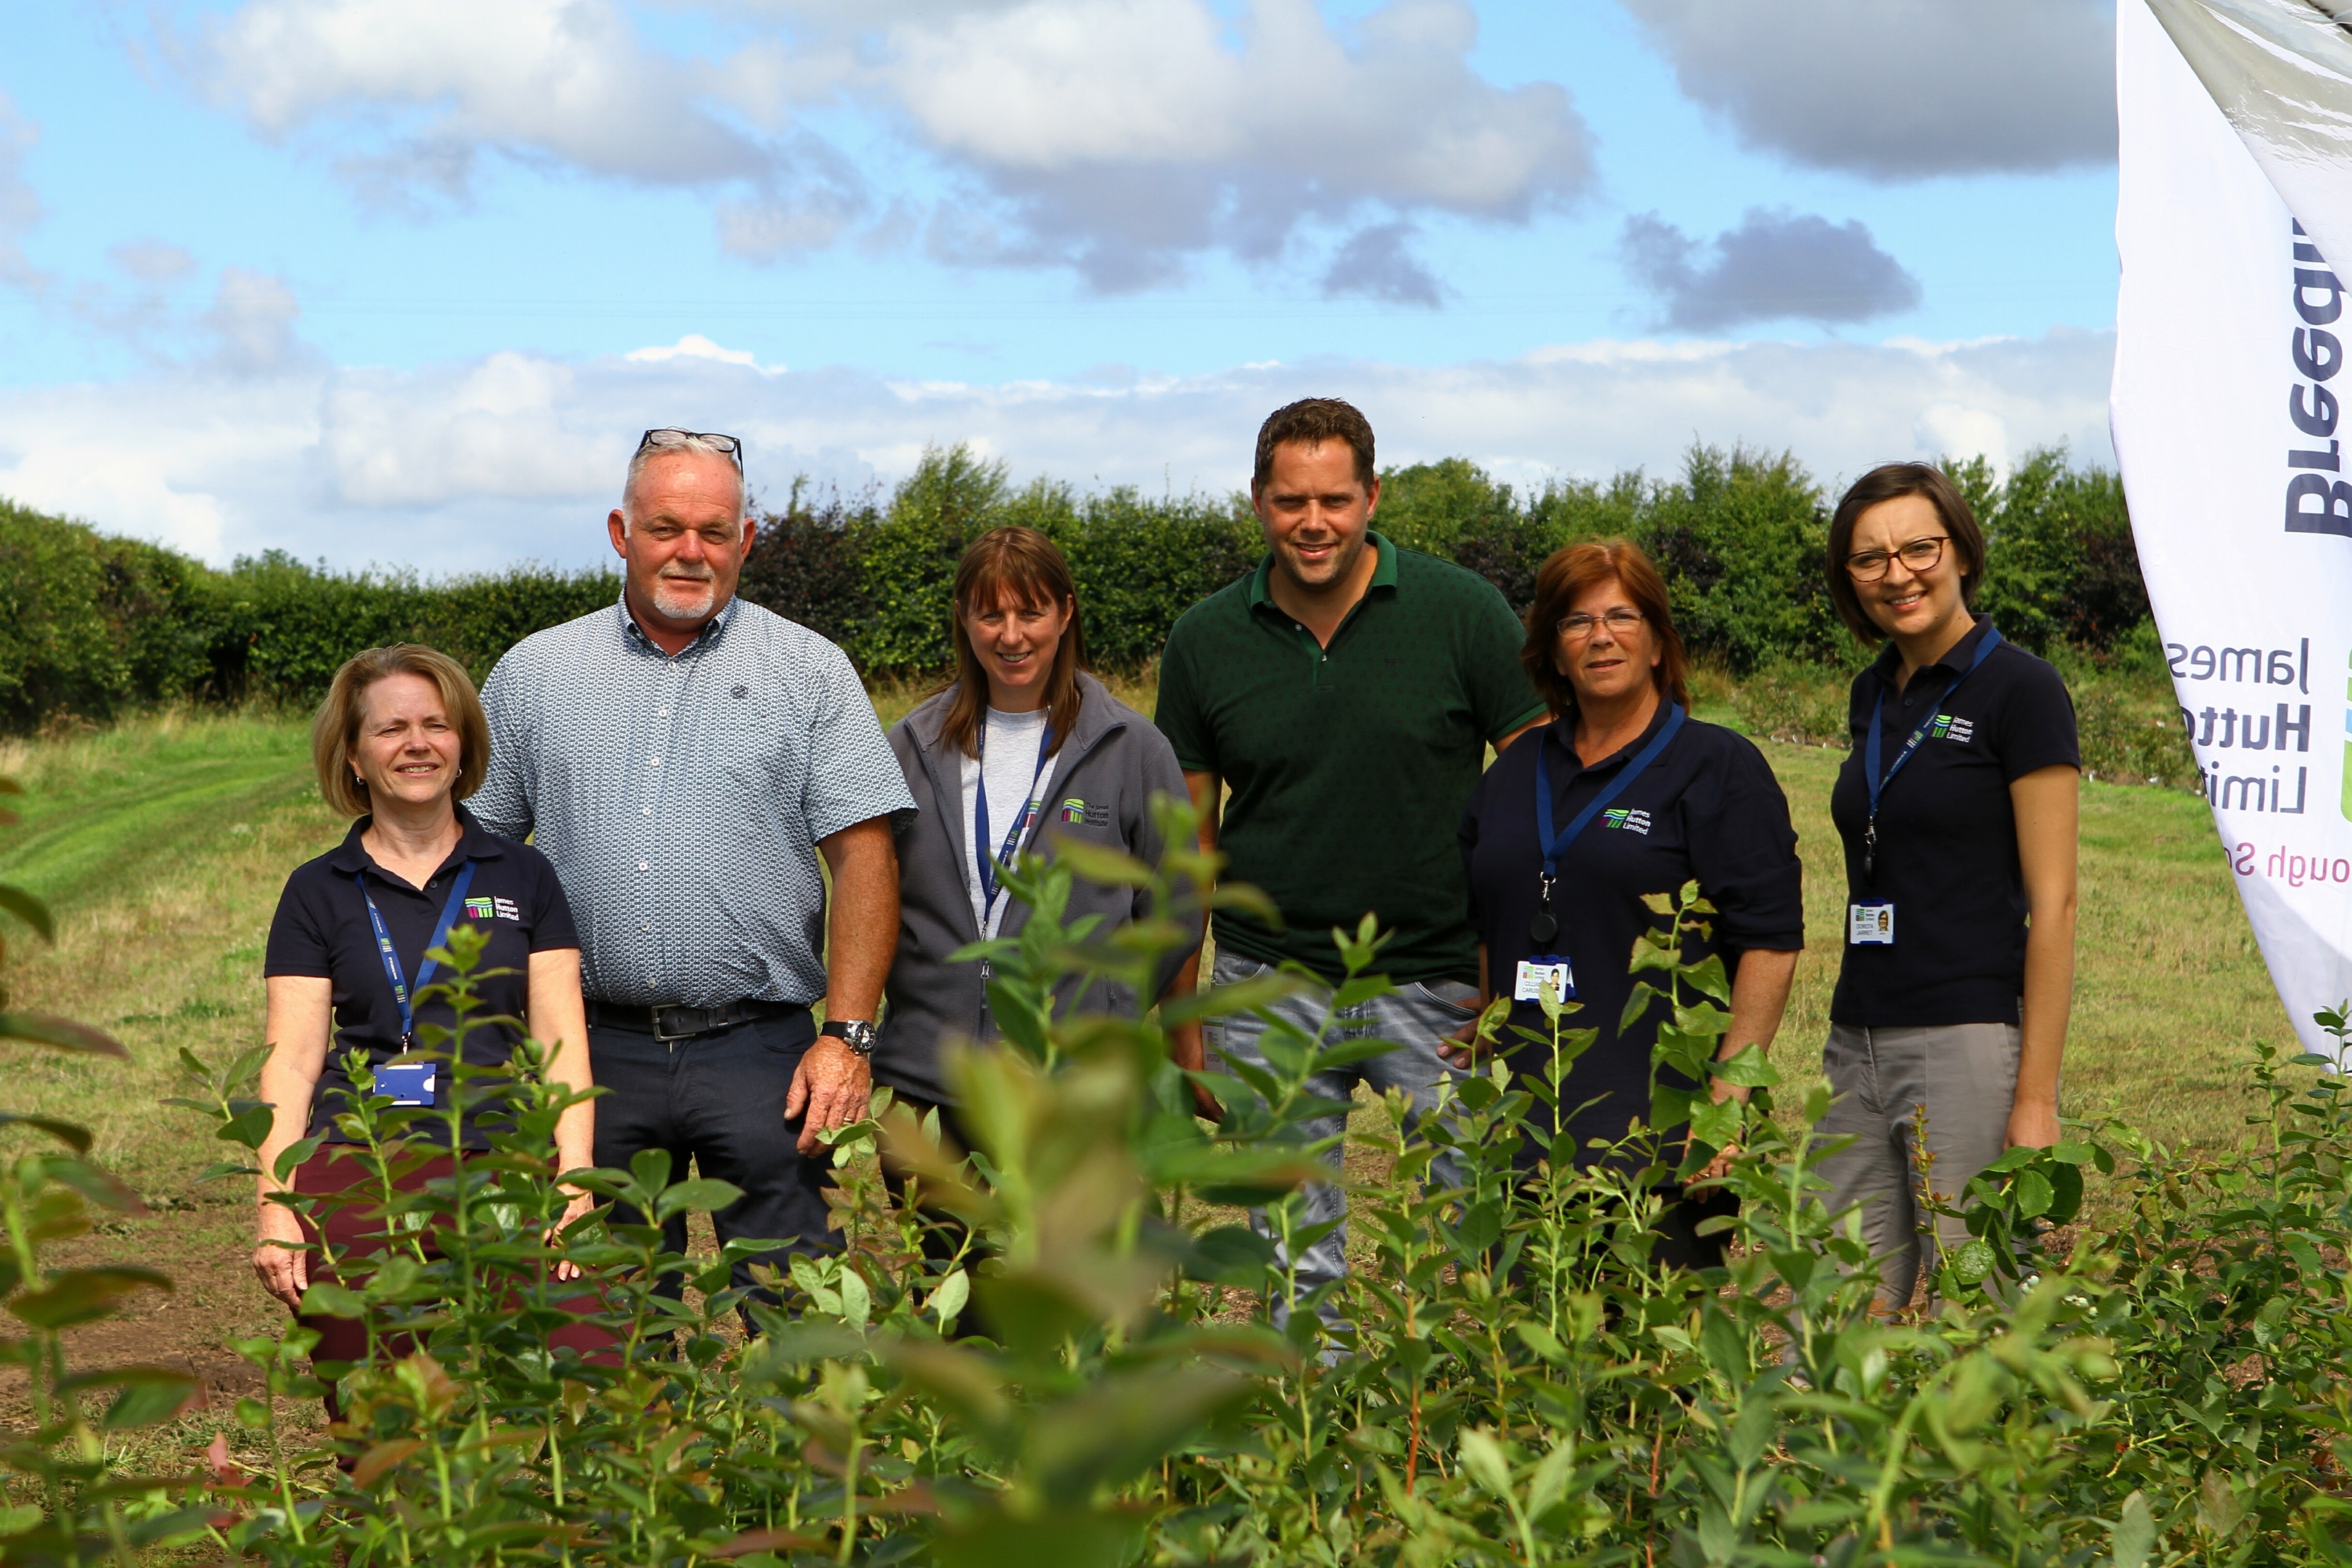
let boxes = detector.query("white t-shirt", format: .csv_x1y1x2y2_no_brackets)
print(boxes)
959,706,1055,938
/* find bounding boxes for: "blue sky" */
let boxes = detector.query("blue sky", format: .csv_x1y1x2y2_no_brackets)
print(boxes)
0,1,2121,571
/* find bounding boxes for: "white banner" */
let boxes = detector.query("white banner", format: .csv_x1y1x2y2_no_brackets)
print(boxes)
2113,0,2352,1053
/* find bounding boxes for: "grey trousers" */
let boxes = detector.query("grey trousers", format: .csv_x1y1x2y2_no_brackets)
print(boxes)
1813,1021,2024,1309
1206,949,1478,1323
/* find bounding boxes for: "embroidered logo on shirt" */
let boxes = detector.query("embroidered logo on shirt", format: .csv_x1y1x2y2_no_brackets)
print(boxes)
1931,715,1977,743
1601,807,1652,835
463,896,521,921
1058,797,1087,823
463,897,495,920
494,897,522,920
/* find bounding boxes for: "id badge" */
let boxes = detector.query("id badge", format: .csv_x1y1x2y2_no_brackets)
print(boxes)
377,1062,438,1107
1847,902,1895,946
1514,956,1575,1003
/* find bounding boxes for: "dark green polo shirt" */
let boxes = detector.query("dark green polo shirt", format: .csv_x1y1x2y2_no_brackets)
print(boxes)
1155,533,1545,984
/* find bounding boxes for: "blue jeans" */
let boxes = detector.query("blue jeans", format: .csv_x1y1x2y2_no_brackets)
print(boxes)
588,1008,839,1298
1205,950,1478,1325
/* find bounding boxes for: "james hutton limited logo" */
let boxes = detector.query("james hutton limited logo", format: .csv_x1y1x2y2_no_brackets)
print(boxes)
464,898,495,920
1601,808,1652,836
1932,715,1976,743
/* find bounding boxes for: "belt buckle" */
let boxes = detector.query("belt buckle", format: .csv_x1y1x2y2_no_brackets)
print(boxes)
653,1004,706,1044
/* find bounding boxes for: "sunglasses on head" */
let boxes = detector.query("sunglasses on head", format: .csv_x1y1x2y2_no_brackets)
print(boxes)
637,428,744,470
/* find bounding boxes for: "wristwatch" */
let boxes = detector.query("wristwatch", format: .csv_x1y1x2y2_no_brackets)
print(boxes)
820,1018,878,1058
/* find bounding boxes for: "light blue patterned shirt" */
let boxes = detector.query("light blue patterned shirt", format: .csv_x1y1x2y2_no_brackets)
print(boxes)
473,595,915,1008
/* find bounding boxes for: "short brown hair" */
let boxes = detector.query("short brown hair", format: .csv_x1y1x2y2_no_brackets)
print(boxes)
1521,539,1691,719
1826,462,1987,644
939,527,1089,758
311,645,491,818
1252,398,1376,491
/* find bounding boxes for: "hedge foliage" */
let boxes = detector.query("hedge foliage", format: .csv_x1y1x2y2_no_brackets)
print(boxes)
0,443,2144,729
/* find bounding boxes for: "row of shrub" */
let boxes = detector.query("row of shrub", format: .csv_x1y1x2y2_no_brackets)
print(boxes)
0,444,2146,729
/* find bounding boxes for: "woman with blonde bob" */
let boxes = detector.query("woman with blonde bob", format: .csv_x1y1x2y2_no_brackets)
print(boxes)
876,526,1201,1126
1450,539,1805,1270
255,645,600,1396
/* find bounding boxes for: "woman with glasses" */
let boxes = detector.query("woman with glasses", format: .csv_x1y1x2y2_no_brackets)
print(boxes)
1818,463,2078,1310
1448,539,1804,1270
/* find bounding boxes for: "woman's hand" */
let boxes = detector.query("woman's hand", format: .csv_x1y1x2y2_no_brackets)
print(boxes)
253,1201,310,1311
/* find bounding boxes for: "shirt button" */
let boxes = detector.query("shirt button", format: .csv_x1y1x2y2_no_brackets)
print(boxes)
650,756,662,767
642,807,652,815
638,860,650,871
658,708,670,717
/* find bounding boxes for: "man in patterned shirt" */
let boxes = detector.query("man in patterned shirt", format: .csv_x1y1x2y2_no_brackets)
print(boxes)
474,429,912,1288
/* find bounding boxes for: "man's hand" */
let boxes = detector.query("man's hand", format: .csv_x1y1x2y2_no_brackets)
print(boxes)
253,1201,309,1310
1437,1016,1485,1071
786,1037,873,1156
1691,1074,1750,1185
2005,1095,2060,1151
553,1188,597,1282
1167,1019,1225,1122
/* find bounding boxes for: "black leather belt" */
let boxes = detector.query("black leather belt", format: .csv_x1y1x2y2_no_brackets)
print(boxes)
586,997,807,1044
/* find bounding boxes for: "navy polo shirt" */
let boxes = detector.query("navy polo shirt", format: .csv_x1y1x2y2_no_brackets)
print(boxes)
1459,703,1804,1161
1829,616,2079,1028
264,805,579,1147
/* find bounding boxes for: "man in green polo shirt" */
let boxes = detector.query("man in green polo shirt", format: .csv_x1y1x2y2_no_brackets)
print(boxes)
1156,396,1545,1332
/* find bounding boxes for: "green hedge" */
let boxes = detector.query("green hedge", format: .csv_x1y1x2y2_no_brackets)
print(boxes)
0,443,2146,729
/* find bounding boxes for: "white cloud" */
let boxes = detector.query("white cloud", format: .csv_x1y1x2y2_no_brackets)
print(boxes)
0,91,49,293
625,334,786,373
0,330,2114,573
173,0,1589,291
1620,0,2115,180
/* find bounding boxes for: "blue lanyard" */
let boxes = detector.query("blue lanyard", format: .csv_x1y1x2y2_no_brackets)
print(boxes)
1861,624,2002,881
1534,702,1686,887
973,715,1055,925
356,860,478,1048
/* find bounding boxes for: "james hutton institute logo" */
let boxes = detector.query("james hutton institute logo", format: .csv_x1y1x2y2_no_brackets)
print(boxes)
1601,808,1652,836
1058,799,1087,825
1931,715,1976,743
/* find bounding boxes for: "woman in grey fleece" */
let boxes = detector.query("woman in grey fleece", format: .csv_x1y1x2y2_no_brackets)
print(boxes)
878,526,1202,1130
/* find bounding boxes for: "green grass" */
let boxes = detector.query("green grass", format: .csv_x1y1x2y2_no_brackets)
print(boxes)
0,684,2299,1461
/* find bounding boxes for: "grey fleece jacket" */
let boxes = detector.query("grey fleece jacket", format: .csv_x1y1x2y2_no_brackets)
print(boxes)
877,671,1198,1108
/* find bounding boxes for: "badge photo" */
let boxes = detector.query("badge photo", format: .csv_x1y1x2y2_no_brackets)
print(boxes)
1847,902,1895,946
1514,956,1575,1003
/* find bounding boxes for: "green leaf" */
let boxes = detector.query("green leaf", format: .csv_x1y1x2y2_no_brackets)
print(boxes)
1617,983,1659,1033
0,1011,128,1058
2012,1167,2054,1219
928,1267,971,1326
1457,1429,1515,1499
90,1369,203,1430
0,1112,92,1153
0,883,54,942
9,1267,172,1329
217,1104,274,1151
1710,1045,1779,1089
1948,1240,1998,1286
655,1178,747,1222
2112,1490,2154,1568
2197,1469,2243,1536
1051,839,1154,887
298,1281,367,1320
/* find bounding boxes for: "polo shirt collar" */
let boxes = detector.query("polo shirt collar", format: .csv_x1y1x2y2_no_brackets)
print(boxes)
1867,612,1993,692
324,803,505,878
1246,530,1397,613
616,589,735,653
1546,691,1675,779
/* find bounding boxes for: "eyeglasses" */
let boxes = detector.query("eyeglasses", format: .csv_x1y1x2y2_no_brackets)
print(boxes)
1556,608,1645,639
1845,536,1948,581
637,428,744,470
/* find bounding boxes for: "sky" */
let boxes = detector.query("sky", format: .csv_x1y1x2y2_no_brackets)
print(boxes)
0,0,2123,573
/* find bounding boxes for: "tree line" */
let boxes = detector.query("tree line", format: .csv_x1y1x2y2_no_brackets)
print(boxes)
0,444,2144,731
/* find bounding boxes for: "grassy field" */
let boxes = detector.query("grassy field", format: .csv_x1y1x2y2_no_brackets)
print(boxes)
0,680,2297,1463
